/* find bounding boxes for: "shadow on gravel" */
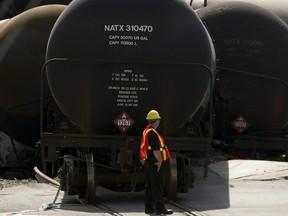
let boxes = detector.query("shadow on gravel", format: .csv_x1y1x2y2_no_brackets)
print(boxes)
176,165,230,211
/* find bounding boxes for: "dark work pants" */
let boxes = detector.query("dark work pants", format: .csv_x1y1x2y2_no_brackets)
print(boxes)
144,158,168,211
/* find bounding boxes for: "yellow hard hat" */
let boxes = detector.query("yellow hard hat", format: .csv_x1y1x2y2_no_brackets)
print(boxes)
146,110,162,120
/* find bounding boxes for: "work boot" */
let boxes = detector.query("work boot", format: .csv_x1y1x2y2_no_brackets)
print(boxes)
145,209,155,214
155,208,173,215
145,205,155,214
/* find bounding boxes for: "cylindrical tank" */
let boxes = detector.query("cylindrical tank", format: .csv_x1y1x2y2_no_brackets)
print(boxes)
0,0,72,19
192,0,288,25
0,19,9,29
0,5,65,145
196,2,288,137
46,0,215,136
197,2,288,80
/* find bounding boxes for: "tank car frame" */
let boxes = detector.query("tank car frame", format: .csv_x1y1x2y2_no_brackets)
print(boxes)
40,133,210,202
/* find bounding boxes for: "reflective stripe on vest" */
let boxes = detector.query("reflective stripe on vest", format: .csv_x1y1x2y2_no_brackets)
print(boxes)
140,126,170,161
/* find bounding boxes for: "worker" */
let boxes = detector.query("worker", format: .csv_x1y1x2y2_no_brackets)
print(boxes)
140,110,173,215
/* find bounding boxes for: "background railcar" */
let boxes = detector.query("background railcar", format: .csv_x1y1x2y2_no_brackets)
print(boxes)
0,5,65,170
195,1,288,157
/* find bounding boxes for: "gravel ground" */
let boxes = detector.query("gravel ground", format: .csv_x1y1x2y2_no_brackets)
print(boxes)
0,177,37,190
190,147,233,167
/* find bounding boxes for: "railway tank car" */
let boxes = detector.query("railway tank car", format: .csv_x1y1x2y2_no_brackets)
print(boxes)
0,0,72,19
41,0,215,203
0,5,65,169
195,1,288,156
192,0,288,24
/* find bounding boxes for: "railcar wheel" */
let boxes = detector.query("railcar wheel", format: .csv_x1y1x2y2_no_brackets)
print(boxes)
165,152,177,201
84,153,96,204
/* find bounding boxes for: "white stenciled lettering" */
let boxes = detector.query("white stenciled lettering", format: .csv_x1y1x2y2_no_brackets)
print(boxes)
224,38,264,47
104,25,124,31
120,41,133,46
242,40,264,47
224,39,240,45
120,35,133,40
140,36,148,40
126,25,153,32
234,122,248,128
124,69,132,73
118,119,131,126
109,41,119,45
104,24,153,32
109,35,120,39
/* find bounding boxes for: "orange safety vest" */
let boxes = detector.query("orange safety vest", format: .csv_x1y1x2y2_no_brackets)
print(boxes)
140,125,170,161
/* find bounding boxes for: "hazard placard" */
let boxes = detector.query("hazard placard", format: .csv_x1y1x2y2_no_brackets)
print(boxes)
231,114,250,134
114,112,134,133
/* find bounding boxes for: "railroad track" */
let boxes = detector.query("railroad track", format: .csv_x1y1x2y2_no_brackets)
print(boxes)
173,202,208,216
94,202,124,216
34,166,207,216
92,201,208,216
93,201,207,216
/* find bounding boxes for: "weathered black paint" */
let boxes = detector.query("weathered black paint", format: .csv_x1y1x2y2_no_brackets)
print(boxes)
197,2,288,137
46,0,215,136
0,5,65,144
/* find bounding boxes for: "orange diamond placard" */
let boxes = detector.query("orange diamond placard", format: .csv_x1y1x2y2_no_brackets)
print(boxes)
114,112,134,133
231,114,250,134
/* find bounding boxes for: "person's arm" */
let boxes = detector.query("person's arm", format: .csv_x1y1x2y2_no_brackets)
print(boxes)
148,131,162,171
153,150,162,172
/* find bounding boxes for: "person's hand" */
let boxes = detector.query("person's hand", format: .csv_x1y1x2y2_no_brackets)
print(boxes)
154,160,162,172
